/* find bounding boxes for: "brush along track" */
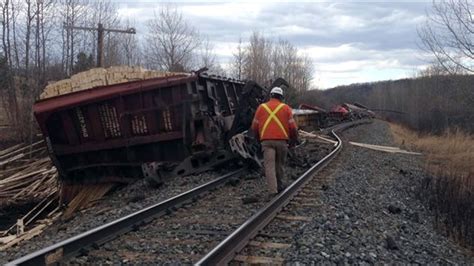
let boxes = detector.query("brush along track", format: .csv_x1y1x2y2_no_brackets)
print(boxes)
6,136,334,265
197,120,368,265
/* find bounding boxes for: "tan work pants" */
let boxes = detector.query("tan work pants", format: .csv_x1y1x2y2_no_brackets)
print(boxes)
261,140,288,194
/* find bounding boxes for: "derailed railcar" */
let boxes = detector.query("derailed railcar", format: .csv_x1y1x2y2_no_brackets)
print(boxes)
34,71,265,196
293,102,375,130
342,103,376,119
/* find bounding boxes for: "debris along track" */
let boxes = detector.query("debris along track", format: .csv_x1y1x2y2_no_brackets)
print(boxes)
66,138,333,265
197,120,369,265
5,169,245,265
5,137,334,265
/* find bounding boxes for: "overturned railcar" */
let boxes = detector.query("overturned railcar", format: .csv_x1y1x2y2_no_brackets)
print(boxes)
34,71,266,192
342,103,376,119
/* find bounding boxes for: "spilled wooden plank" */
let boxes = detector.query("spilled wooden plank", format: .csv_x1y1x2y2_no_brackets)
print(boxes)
349,141,422,155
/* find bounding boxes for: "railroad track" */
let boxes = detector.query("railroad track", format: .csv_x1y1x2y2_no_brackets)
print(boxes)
197,120,367,265
7,120,368,265
6,169,247,265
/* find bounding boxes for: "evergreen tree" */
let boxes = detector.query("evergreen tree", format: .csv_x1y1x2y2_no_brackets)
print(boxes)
73,52,94,74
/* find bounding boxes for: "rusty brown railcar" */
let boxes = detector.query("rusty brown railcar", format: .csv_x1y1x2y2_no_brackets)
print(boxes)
34,71,264,194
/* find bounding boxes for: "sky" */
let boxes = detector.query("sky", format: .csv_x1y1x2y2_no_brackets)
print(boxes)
114,1,434,89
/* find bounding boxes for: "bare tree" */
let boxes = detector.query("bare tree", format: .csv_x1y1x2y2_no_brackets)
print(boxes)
198,36,217,70
243,31,272,85
24,0,35,85
34,0,54,87
10,0,19,69
0,0,19,125
271,40,314,104
233,32,314,102
418,0,474,74
415,63,447,77
145,5,201,71
231,37,245,80
120,19,140,66
61,0,88,76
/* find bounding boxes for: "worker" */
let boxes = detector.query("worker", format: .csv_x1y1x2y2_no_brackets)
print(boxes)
251,86,298,197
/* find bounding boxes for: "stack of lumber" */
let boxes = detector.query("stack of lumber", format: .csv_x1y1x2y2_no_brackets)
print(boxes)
105,65,145,85
40,65,186,99
71,67,107,92
0,141,58,207
40,79,72,98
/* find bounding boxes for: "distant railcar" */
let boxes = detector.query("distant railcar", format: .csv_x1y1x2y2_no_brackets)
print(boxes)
294,103,374,130
342,103,376,119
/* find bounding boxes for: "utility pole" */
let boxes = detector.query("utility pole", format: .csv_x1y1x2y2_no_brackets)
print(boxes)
64,23,136,67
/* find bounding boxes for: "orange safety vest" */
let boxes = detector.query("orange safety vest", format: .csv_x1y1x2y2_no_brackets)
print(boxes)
251,98,297,141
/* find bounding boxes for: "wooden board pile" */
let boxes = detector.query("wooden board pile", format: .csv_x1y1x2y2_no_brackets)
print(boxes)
40,66,186,99
62,183,116,220
0,192,61,250
0,140,58,207
0,141,62,250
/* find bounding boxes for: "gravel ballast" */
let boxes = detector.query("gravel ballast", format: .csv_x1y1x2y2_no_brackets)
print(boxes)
65,139,331,264
1,170,225,264
284,120,473,264
4,120,472,264
3,138,331,264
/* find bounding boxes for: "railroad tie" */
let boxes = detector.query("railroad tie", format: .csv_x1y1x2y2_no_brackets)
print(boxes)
248,241,291,249
234,255,284,264
293,196,316,201
293,202,320,208
258,231,294,239
275,215,312,222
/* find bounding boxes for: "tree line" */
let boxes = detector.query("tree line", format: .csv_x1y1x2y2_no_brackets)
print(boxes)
0,1,314,141
231,33,313,105
300,0,474,135
301,73,474,134
0,0,142,140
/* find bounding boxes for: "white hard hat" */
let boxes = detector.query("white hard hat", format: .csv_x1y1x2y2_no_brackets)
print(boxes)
270,86,283,96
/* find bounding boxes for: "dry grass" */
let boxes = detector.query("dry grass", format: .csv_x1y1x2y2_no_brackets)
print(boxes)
391,123,474,175
390,123,473,248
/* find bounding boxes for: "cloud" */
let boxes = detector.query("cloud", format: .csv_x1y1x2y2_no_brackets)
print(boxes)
113,1,433,88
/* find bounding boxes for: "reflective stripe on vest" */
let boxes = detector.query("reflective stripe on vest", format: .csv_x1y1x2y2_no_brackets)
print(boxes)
260,103,289,139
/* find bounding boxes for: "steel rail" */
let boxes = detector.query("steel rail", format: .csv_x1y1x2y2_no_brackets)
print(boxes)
196,130,344,265
6,168,246,266
321,118,372,135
